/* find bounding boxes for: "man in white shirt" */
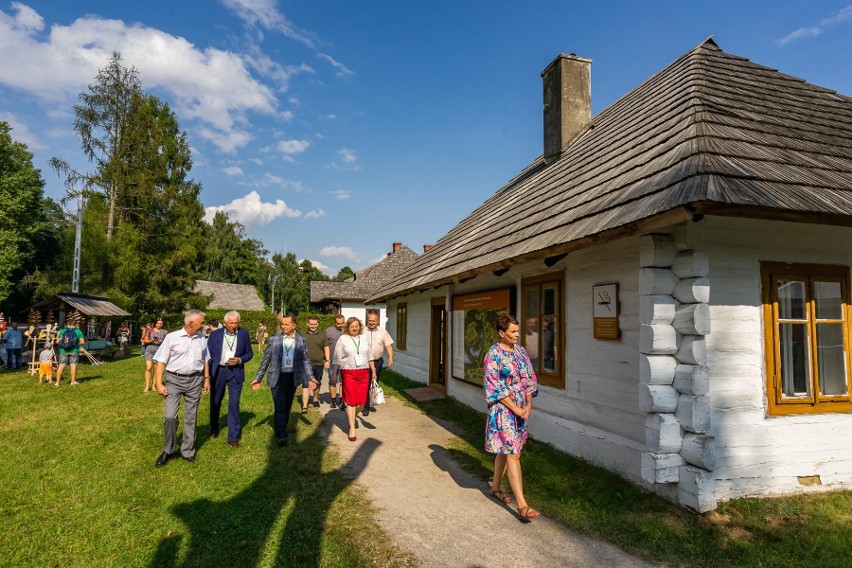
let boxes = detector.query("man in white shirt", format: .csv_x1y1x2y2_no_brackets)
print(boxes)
363,311,394,416
153,309,211,467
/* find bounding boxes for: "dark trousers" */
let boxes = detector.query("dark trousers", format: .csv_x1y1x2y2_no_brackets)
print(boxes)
270,372,297,440
8,348,22,369
365,357,384,407
210,367,244,442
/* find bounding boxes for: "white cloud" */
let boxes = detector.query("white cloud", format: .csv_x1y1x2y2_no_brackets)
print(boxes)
223,166,243,176
0,5,280,152
204,190,301,227
280,110,294,121
304,208,325,220
0,112,46,149
262,173,303,191
317,52,355,77
277,139,311,155
778,5,852,45
320,246,360,261
222,0,318,48
327,147,362,171
328,189,350,200
249,157,263,165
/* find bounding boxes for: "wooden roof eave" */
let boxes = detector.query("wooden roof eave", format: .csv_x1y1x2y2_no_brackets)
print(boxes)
369,206,693,303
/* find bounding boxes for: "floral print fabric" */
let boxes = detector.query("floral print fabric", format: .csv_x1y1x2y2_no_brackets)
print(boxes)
483,343,538,455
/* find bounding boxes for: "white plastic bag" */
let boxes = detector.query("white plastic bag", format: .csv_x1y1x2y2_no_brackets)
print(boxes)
370,380,386,405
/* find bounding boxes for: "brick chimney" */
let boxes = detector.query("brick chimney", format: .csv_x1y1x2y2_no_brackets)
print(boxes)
423,244,433,253
392,242,402,253
541,53,591,163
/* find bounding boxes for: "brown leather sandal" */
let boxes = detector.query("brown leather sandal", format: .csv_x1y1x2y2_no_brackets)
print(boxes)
517,506,540,521
489,488,512,504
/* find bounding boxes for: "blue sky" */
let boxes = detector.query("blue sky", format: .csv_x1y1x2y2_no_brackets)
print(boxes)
1,1,850,275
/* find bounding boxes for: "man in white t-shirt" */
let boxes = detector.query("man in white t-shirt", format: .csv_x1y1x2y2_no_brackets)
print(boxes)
363,311,394,416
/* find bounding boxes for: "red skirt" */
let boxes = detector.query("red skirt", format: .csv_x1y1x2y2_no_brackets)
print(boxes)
341,368,370,406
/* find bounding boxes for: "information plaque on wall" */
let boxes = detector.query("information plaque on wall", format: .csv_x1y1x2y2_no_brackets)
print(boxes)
593,283,620,340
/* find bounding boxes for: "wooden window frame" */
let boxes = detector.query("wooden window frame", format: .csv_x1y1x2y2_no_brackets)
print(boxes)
762,262,852,416
521,272,565,389
396,303,407,351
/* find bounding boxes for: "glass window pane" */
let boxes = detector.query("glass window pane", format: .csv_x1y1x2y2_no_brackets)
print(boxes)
779,323,811,398
543,286,557,315
525,288,539,316
817,323,848,396
523,317,539,369
815,281,843,320
542,316,557,373
777,280,806,320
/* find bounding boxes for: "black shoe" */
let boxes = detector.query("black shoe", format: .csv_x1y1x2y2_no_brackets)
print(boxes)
181,454,196,463
277,437,289,448
312,400,320,409
211,429,219,438
329,399,338,409
155,452,171,467
362,408,370,417
368,406,377,412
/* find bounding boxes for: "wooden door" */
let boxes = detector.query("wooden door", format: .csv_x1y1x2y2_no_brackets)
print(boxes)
429,300,447,389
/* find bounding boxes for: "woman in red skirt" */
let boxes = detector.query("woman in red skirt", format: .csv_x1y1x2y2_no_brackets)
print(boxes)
333,317,377,441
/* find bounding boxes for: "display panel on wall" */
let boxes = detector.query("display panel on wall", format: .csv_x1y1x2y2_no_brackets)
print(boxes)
451,288,515,386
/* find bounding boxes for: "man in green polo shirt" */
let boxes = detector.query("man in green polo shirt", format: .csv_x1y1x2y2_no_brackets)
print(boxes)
55,316,85,386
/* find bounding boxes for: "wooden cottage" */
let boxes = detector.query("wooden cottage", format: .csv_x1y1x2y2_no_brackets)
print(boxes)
370,39,852,511
310,243,418,327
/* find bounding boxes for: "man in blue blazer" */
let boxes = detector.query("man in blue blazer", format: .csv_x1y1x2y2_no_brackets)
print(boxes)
208,311,254,447
252,314,313,447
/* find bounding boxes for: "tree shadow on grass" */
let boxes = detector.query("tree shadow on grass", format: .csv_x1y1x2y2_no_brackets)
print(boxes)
150,415,381,567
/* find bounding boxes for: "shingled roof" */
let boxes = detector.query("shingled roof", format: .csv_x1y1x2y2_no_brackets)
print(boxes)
372,39,852,302
194,280,266,311
311,245,419,303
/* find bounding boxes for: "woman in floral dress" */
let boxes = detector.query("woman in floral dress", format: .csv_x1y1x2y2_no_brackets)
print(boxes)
483,313,539,520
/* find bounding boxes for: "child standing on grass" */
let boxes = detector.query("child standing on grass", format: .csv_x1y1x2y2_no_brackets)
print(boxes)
38,342,54,384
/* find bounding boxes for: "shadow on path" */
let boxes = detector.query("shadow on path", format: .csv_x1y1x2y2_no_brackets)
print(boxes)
150,414,381,567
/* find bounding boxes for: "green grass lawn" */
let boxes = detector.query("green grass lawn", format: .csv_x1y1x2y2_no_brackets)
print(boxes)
379,371,852,568
0,354,414,567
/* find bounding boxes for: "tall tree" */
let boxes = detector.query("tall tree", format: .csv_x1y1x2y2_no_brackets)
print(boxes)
0,122,63,309
334,266,354,281
50,52,142,242
201,211,266,285
46,58,208,316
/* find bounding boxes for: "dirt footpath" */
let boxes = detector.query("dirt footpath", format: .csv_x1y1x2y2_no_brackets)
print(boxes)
319,395,660,568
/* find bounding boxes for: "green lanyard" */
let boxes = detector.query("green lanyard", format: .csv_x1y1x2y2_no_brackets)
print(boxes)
283,337,294,356
225,333,236,350
352,336,360,354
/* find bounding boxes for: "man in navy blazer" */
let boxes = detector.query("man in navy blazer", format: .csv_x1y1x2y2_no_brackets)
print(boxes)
208,311,254,447
252,314,313,447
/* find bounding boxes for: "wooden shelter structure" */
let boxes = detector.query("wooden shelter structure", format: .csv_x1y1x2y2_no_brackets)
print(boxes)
370,39,852,511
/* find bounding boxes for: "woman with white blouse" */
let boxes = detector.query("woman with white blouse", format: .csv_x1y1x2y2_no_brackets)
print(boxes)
333,317,377,441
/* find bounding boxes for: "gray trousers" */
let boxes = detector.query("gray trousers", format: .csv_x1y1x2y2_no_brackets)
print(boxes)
163,371,204,458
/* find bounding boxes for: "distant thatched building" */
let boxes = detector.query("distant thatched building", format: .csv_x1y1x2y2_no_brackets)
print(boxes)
194,280,266,311
310,243,419,326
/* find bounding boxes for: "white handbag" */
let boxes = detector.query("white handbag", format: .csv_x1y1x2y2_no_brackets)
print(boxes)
370,380,386,405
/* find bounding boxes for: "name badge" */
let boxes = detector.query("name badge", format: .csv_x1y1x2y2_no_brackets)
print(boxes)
284,356,293,368
354,354,365,366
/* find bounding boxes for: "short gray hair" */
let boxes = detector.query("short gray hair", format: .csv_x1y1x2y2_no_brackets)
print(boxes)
224,310,241,323
184,309,206,325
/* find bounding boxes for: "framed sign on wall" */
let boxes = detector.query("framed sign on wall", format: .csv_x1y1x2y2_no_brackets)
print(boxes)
593,283,620,340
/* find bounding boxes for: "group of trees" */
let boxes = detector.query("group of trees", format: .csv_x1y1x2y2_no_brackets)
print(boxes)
0,54,354,320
